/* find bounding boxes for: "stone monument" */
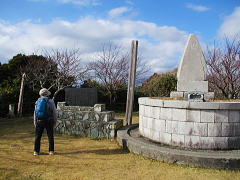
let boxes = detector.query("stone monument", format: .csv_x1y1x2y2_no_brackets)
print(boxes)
170,34,214,101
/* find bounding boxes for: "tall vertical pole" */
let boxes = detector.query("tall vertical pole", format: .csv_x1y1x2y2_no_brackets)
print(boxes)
17,73,26,117
125,40,138,125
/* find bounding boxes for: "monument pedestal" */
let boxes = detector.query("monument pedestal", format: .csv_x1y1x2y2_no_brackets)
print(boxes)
170,91,215,101
177,80,208,92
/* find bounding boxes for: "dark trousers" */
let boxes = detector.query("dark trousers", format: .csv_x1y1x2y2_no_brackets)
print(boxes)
34,120,54,153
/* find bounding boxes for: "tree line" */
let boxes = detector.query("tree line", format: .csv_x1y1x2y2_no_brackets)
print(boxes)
0,37,240,117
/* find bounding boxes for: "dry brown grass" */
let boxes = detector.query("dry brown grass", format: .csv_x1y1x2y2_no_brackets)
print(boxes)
1,114,240,180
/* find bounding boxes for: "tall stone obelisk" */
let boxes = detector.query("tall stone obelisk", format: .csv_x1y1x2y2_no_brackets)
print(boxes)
170,34,214,100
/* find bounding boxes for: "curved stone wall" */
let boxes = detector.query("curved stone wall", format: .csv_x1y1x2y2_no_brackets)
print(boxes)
139,97,240,150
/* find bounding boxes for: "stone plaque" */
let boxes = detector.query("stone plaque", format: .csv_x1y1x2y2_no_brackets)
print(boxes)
187,91,204,102
65,88,98,106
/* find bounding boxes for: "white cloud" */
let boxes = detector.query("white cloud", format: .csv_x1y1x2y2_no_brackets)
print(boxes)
0,17,187,73
186,3,210,12
57,0,101,6
218,7,240,38
108,7,131,18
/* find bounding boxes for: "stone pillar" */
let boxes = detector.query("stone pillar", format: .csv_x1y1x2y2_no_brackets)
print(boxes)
8,104,15,118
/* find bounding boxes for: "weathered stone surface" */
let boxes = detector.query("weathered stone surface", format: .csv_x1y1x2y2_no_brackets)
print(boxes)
55,103,122,138
177,34,207,81
184,135,200,148
155,119,166,132
200,110,215,123
172,108,187,121
160,108,172,120
166,120,172,133
170,91,184,98
187,109,200,122
177,34,208,92
215,110,228,123
229,111,240,122
177,80,208,92
172,121,179,134
222,123,234,136
178,122,194,135
193,123,208,136
160,132,172,144
172,134,185,146
208,123,222,137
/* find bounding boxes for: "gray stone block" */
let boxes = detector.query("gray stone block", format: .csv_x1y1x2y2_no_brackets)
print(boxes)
163,100,189,109
228,137,240,149
172,134,185,146
170,91,184,98
208,123,222,137
214,137,229,149
178,122,194,135
144,106,151,118
200,137,215,149
177,80,208,92
234,123,240,136
193,123,208,136
184,135,200,148
187,109,200,122
172,121,179,134
147,117,153,129
142,116,148,128
204,92,215,101
215,110,228,123
160,108,172,120
166,120,172,133
139,105,145,116
229,111,240,122
138,97,147,105
155,119,166,132
222,123,234,137
151,130,160,142
189,102,220,109
147,98,164,107
152,107,161,119
200,110,215,123
160,132,172,145
219,103,240,110
172,108,187,121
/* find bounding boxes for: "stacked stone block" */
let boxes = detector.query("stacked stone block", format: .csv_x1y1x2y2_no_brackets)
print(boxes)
56,102,123,138
139,97,240,150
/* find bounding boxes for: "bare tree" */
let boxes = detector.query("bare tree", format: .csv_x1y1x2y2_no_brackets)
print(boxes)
89,42,149,105
206,36,240,99
23,49,89,100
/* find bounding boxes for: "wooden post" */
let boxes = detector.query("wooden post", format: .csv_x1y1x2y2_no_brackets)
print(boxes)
125,40,138,125
17,73,26,117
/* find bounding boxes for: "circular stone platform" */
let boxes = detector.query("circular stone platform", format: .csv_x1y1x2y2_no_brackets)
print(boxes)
117,124,240,170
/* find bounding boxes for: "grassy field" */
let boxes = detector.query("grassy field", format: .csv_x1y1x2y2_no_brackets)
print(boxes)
0,114,240,180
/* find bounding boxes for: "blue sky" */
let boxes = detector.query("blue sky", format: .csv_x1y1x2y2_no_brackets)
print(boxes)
0,0,240,73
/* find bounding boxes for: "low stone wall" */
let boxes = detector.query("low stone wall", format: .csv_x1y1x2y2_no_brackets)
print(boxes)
139,97,240,150
55,102,123,138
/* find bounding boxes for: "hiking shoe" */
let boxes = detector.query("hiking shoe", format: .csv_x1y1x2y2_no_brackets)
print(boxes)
49,151,54,155
34,151,39,156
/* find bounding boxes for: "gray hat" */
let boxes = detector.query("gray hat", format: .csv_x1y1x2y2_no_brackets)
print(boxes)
39,88,51,97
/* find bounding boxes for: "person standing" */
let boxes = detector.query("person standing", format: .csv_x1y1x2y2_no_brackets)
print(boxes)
34,88,57,155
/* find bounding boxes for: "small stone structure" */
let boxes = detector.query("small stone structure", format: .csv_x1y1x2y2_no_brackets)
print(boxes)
55,102,123,138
